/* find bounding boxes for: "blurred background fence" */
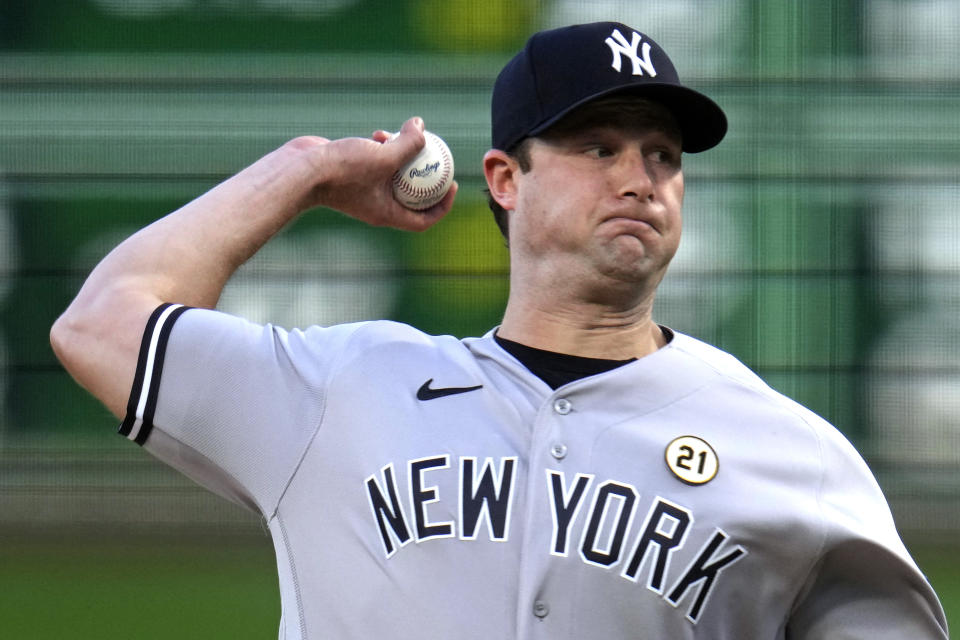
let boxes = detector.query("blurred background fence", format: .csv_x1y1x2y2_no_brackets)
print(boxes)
0,0,958,635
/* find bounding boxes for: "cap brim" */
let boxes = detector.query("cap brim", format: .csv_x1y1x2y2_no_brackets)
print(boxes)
528,83,727,154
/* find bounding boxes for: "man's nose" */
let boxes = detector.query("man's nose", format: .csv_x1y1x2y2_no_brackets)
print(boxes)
618,150,655,200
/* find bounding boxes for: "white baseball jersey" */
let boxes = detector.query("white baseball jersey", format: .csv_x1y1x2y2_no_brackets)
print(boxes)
120,303,947,640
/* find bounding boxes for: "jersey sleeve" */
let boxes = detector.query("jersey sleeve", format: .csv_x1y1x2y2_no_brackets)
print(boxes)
118,303,363,518
785,421,948,639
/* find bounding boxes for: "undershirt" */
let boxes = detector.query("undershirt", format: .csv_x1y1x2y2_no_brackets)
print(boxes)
494,327,674,389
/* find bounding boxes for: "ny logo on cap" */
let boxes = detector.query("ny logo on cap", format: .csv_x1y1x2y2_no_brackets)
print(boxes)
605,28,657,77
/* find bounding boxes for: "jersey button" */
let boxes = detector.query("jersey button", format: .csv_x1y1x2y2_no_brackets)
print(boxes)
533,600,550,618
553,398,572,415
550,443,567,460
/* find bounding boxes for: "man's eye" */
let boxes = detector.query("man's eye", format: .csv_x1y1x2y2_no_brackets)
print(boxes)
651,149,679,165
586,146,613,158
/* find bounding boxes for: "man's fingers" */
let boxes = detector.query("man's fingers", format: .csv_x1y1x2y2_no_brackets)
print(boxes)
405,181,458,228
401,116,425,135
388,180,458,232
383,117,426,162
305,117,453,232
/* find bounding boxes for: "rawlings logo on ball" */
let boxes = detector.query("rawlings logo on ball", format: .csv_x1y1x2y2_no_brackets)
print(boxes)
409,161,441,179
392,131,455,211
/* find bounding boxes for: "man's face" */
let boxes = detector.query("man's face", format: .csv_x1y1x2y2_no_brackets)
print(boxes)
506,104,685,300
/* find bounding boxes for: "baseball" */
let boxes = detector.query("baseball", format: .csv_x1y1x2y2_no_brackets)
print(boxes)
391,131,455,210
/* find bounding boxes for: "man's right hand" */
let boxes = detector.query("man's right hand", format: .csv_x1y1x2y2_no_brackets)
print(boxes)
296,116,457,232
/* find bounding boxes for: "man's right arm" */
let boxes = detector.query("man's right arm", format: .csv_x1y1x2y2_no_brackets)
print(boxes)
50,117,455,419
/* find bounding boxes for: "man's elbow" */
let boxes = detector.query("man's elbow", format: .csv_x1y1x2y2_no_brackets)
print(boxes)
50,306,102,387
50,310,81,375
49,294,148,420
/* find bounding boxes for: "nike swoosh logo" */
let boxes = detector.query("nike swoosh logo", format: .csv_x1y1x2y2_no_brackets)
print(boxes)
416,378,483,401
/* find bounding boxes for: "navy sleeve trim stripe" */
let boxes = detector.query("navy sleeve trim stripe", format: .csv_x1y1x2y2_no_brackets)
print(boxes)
118,303,191,445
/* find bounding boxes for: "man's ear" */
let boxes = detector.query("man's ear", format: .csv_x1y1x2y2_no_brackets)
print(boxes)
483,149,519,212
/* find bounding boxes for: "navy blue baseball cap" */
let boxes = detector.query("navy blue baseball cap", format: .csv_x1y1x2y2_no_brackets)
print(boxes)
492,22,727,153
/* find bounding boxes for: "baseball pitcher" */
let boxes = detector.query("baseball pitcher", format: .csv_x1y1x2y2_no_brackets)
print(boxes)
51,22,947,639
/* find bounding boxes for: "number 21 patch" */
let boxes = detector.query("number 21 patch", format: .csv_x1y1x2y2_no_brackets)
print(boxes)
665,436,719,485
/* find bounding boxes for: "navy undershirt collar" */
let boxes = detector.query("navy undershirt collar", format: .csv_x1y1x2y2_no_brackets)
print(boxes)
493,328,674,390
493,334,632,389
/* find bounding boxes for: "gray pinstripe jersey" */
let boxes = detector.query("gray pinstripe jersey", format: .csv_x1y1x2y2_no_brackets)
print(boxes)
120,303,947,640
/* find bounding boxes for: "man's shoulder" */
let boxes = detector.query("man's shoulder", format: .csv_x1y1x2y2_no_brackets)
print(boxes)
668,330,837,433
293,320,484,372
315,319,471,350
668,330,768,389
171,310,478,366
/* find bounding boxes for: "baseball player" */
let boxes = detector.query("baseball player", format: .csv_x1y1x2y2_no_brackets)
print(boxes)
51,22,946,639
